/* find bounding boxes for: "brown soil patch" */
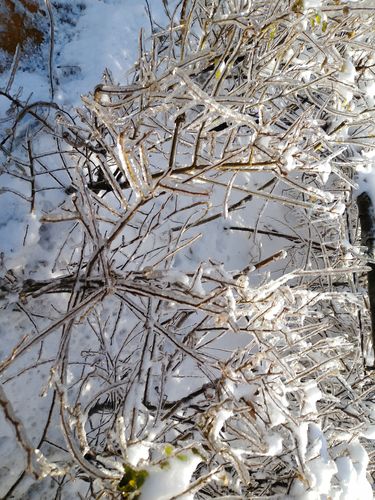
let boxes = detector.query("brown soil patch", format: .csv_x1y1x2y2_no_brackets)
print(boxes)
0,0,44,57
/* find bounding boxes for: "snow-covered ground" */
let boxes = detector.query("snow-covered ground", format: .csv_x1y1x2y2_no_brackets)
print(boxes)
0,1,375,498
0,0,158,263
0,2,169,497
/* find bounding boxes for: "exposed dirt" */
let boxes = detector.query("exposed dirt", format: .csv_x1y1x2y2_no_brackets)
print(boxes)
0,0,45,69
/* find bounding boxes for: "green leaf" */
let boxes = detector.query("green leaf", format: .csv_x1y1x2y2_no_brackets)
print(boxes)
292,0,304,14
160,459,171,469
215,61,226,80
191,447,206,461
269,24,277,40
118,465,148,497
164,444,174,457
176,453,189,462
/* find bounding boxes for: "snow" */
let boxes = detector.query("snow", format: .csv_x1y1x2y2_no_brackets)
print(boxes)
337,58,357,104
55,1,148,104
265,432,283,456
2,1,159,109
339,59,356,85
300,381,322,416
127,442,151,467
140,451,202,500
290,425,375,500
0,1,165,496
212,409,233,440
356,149,375,201
304,0,322,11
335,441,373,500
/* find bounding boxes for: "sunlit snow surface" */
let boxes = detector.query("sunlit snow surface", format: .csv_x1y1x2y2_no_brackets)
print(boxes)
356,150,375,200
0,0,155,264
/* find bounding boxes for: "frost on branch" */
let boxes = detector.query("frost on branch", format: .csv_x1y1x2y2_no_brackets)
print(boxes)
0,0,375,498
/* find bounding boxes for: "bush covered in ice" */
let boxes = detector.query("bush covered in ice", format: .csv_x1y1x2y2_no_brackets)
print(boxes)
0,0,375,498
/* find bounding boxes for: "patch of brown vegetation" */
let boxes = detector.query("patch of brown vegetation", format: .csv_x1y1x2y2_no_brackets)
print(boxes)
0,0,44,57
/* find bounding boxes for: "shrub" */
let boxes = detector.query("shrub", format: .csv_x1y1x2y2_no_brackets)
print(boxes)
1,0,375,497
